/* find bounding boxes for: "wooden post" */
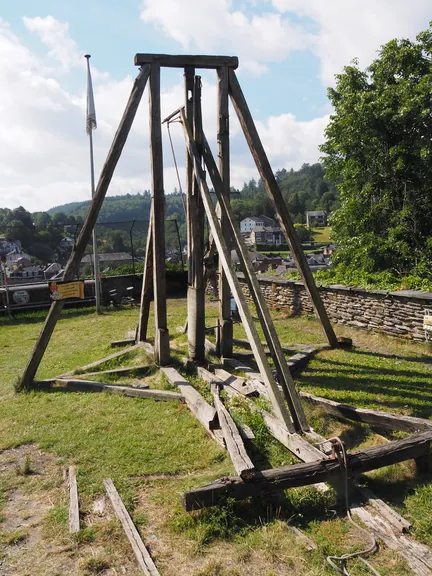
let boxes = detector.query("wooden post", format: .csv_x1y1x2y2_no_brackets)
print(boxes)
68,466,80,534
185,69,205,361
137,212,153,341
180,109,294,433
201,133,309,432
217,66,233,358
149,63,170,365
228,69,338,348
19,66,151,390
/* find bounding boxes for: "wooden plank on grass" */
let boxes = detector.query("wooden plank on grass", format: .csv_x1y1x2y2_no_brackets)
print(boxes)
104,479,160,576
182,430,432,510
300,391,432,433
213,368,258,397
161,367,217,430
211,384,255,479
54,379,184,401
111,338,136,348
60,343,144,377
68,466,80,534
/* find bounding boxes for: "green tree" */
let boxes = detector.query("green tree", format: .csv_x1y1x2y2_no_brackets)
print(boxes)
321,24,432,279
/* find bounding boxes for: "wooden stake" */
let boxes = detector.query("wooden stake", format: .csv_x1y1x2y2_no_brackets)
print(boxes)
228,69,338,348
185,70,205,361
68,466,80,534
217,66,233,358
149,63,170,364
137,210,153,342
200,132,309,432
19,66,151,390
104,479,160,576
180,109,294,433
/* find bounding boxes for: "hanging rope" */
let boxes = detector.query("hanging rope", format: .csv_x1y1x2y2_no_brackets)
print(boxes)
325,437,381,576
166,119,187,218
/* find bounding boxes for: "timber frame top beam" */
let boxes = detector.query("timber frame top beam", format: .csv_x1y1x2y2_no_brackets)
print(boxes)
134,54,239,69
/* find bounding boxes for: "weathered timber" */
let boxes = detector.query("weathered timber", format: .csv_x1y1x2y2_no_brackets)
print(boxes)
51,379,184,401
111,338,137,348
354,484,411,533
60,343,144,377
228,69,338,348
237,422,255,440
300,391,432,433
161,367,218,430
137,207,153,342
197,366,223,386
134,54,238,69
19,66,150,390
180,109,294,433
213,367,258,397
104,479,160,576
232,337,318,354
352,504,432,575
182,430,432,510
217,66,233,358
204,338,216,355
201,131,309,432
149,63,170,365
288,525,317,551
212,385,255,478
68,466,80,534
71,365,154,379
186,72,205,362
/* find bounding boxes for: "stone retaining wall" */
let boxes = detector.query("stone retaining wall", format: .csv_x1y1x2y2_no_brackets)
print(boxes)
236,274,432,342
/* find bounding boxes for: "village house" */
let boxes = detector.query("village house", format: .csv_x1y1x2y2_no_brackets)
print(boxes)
306,210,327,227
80,252,133,272
240,215,276,233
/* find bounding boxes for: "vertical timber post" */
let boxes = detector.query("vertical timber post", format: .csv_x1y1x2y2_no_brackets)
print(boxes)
149,62,170,364
217,66,233,358
185,68,205,361
137,212,153,342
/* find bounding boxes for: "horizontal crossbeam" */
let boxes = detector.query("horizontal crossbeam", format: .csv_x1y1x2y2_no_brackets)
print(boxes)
134,54,239,69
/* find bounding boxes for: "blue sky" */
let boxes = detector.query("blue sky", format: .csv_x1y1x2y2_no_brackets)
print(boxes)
1,0,432,211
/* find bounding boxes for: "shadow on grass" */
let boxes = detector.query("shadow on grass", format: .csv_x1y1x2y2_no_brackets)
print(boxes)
299,349,432,419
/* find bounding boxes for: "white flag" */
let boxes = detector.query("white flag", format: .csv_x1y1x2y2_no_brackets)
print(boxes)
85,55,97,134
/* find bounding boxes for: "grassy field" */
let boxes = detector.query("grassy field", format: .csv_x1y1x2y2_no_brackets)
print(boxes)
0,300,431,575
311,227,332,243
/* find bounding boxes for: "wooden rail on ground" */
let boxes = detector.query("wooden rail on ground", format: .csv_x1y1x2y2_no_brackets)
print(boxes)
182,430,432,510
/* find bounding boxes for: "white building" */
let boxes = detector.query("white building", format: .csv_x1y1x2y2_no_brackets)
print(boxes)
240,215,275,233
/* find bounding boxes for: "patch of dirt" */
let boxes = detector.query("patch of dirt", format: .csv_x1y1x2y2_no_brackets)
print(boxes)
0,444,141,576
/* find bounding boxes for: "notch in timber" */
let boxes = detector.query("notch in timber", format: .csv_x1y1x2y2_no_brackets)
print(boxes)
134,54,239,69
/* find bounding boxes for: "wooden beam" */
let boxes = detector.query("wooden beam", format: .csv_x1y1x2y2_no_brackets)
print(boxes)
104,479,160,576
213,368,258,397
217,66,233,358
51,379,184,401
68,466,80,534
111,338,137,348
186,74,205,362
300,391,432,433
137,211,153,342
134,54,238,69
200,131,309,432
182,430,432,510
212,385,255,478
228,69,338,348
60,343,144,377
18,66,150,390
161,367,218,430
149,63,170,365
180,109,295,434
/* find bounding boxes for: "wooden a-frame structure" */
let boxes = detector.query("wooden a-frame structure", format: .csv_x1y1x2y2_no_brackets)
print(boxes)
18,58,432,571
19,53,338,433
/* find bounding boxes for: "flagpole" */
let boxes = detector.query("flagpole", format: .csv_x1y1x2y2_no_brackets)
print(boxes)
85,54,101,314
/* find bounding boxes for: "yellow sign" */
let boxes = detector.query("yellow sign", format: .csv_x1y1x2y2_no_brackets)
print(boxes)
49,281,85,301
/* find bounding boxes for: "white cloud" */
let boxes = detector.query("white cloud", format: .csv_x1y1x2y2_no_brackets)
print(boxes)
271,0,432,85
140,0,310,75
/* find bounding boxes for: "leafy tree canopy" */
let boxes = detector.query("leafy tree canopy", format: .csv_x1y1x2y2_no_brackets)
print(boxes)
321,24,432,280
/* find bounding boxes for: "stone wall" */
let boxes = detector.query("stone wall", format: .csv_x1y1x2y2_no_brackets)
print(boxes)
236,273,432,342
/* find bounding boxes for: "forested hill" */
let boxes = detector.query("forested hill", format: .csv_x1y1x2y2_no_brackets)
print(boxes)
47,162,339,224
